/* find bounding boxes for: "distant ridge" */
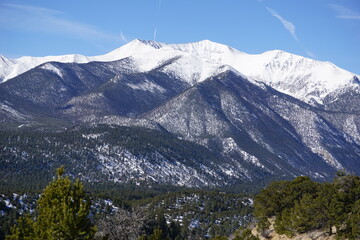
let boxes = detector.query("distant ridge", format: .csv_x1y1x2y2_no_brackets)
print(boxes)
1,39,358,105
1,39,360,187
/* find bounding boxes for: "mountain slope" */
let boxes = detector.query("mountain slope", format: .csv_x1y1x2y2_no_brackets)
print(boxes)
0,60,121,118
145,70,360,179
2,39,358,106
61,68,190,119
0,125,244,188
0,57,192,123
1,39,360,187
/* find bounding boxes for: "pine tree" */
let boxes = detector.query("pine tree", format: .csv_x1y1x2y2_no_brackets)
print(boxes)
6,167,96,240
148,228,165,240
254,174,360,239
6,214,35,240
348,200,360,239
290,194,320,233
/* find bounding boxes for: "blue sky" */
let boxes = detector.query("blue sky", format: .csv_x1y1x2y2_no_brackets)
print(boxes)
0,0,359,74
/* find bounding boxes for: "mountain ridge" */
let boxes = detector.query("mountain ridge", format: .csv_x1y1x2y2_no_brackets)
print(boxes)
1,39,360,187
1,39,358,106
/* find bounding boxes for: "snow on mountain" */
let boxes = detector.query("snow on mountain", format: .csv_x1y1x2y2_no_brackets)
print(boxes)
0,39,165,82
2,40,360,186
162,41,358,104
0,55,13,66
0,55,15,81
1,54,89,82
248,50,357,104
40,63,64,78
1,39,358,104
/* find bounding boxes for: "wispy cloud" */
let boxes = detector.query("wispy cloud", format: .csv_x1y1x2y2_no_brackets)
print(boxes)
153,0,162,41
330,4,360,20
153,28,157,41
266,7,315,58
267,7,298,42
120,32,128,42
3,3,63,15
0,4,127,44
305,50,316,58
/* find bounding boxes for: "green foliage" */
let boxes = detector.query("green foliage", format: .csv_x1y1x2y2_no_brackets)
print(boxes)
94,188,252,239
233,228,259,240
148,228,166,240
274,208,294,237
5,215,35,240
253,180,289,229
290,194,321,233
1,185,253,240
254,174,360,239
347,200,360,239
139,190,253,239
138,228,168,240
6,167,96,240
211,236,227,240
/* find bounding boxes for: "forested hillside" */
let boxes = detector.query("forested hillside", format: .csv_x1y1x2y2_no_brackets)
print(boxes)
0,124,233,190
0,168,254,240
2,167,360,239
253,173,360,240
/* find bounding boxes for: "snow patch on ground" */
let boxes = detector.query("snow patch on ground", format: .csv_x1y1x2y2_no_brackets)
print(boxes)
0,103,28,120
82,133,103,140
126,78,166,93
95,146,221,187
221,138,270,171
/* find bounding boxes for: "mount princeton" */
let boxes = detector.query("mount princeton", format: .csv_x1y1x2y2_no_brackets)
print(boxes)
1,39,360,188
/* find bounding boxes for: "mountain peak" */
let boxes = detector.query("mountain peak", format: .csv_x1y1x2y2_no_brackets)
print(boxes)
0,55,13,66
136,39,166,49
0,54,7,60
92,39,167,63
168,39,239,55
1,39,358,106
121,39,167,50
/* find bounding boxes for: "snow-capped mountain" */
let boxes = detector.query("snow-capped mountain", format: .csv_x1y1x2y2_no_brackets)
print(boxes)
1,39,360,187
1,39,358,105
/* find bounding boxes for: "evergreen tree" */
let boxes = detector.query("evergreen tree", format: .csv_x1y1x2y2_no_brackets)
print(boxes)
233,228,259,240
290,194,320,233
274,208,294,237
141,228,167,240
6,167,96,240
167,221,181,240
254,174,360,239
6,215,35,240
149,228,165,240
348,200,360,239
